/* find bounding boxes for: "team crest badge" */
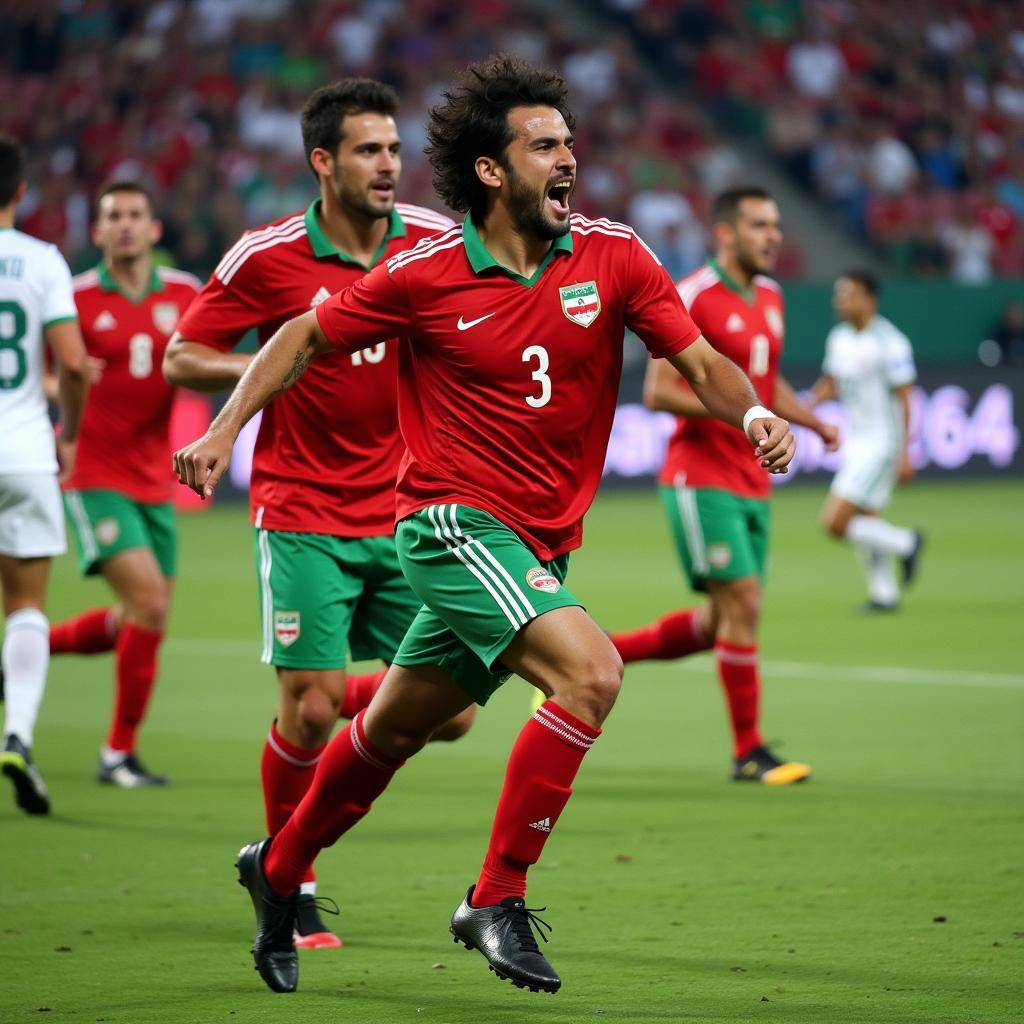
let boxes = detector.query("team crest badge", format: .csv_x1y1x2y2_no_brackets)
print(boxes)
765,306,784,338
96,517,120,546
708,543,732,569
274,611,301,647
153,302,179,335
526,567,561,593
559,281,601,328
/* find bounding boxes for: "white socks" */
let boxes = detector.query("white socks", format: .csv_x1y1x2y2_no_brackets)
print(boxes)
857,546,900,607
846,515,916,558
2,608,50,748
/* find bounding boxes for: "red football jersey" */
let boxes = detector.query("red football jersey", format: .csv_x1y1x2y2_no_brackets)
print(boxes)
68,264,200,503
659,260,783,499
315,214,701,560
176,200,453,536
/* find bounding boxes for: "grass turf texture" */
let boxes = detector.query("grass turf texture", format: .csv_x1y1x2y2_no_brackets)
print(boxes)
1,480,1021,1024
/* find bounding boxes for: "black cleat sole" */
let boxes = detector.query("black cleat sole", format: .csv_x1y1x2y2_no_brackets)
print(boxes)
452,930,558,993
2,759,49,815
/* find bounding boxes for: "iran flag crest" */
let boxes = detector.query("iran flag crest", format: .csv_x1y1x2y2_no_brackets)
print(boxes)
559,281,601,328
274,611,301,647
153,302,180,335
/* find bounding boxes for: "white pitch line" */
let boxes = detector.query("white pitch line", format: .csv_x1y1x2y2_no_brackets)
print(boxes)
669,655,1024,691
161,638,1024,691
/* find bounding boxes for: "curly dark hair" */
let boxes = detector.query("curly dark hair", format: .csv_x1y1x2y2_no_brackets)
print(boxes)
300,79,399,178
426,53,576,223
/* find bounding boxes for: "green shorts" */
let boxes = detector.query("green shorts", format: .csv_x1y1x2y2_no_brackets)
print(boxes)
64,489,176,578
393,504,582,705
659,484,770,593
254,529,422,670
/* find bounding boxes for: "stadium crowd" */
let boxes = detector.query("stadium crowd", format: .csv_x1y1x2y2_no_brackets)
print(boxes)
1,0,739,281
603,0,1024,281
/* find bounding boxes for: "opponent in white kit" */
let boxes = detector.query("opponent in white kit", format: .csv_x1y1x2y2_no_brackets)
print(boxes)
0,135,88,813
811,268,924,611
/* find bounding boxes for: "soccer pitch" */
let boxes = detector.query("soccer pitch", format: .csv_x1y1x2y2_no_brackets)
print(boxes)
2,480,1021,1024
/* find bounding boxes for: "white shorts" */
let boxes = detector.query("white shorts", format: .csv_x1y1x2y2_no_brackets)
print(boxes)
830,447,898,512
0,473,67,558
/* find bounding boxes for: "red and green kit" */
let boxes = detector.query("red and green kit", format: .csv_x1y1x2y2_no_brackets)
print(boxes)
315,214,701,561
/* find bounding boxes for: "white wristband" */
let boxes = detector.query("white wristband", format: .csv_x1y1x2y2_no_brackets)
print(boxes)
742,405,775,435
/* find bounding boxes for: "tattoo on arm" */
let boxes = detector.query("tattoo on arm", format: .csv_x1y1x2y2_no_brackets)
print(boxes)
280,348,310,391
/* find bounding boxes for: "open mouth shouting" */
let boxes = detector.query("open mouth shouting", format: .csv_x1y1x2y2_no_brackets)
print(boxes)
546,178,573,217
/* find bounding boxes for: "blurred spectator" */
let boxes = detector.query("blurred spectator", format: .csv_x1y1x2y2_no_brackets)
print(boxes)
786,25,846,102
941,200,995,284
990,300,1024,364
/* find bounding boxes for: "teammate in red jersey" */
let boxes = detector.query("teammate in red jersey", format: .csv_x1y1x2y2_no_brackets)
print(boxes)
163,79,472,949
173,55,796,995
51,181,199,787
610,187,838,784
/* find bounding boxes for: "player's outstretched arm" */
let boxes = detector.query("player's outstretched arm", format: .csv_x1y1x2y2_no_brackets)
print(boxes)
643,353,711,418
774,375,839,451
163,333,254,393
173,310,331,498
667,336,796,473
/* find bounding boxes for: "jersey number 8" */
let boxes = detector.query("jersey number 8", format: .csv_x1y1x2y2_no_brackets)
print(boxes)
0,300,28,390
129,333,154,379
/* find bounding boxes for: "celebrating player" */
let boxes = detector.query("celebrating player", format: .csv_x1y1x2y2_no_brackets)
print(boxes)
53,181,200,787
610,187,837,784
809,270,924,610
163,79,471,950
0,135,88,814
173,55,795,996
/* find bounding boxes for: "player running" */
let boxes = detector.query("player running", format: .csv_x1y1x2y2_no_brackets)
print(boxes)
0,134,88,814
174,55,796,995
809,269,924,611
52,180,200,788
610,187,837,785
163,79,471,950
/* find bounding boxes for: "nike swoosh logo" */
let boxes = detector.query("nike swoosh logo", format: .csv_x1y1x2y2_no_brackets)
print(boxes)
457,313,496,331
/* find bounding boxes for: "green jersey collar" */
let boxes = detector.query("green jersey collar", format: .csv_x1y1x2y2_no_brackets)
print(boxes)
708,257,757,305
304,198,405,269
462,215,573,287
96,262,163,302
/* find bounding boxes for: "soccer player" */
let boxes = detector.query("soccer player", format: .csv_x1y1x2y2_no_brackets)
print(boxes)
809,269,923,610
162,79,469,950
173,55,796,995
610,187,838,785
53,180,200,787
0,134,88,814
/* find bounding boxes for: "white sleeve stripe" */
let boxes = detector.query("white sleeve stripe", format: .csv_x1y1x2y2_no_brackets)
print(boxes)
677,268,718,308
387,234,464,273
217,225,308,284
214,215,305,280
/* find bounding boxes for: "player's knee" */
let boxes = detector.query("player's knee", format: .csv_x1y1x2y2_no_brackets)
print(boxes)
296,691,338,744
720,580,761,630
128,589,169,631
570,653,623,721
822,512,846,539
382,726,432,760
429,705,476,743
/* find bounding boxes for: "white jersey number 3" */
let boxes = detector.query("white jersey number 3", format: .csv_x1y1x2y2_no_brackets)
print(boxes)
522,345,551,408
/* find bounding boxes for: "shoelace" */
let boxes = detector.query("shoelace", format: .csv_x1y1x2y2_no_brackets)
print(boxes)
297,894,341,922
498,904,553,953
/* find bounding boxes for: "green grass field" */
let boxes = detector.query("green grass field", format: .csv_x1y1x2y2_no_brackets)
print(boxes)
2,480,1022,1024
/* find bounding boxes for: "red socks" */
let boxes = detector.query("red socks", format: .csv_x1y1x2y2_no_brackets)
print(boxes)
473,701,600,907
264,710,403,895
261,723,326,886
50,606,119,655
338,669,387,719
610,608,711,664
106,622,163,753
714,641,763,759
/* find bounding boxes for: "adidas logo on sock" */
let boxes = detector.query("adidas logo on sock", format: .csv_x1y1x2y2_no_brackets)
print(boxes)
528,817,551,832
